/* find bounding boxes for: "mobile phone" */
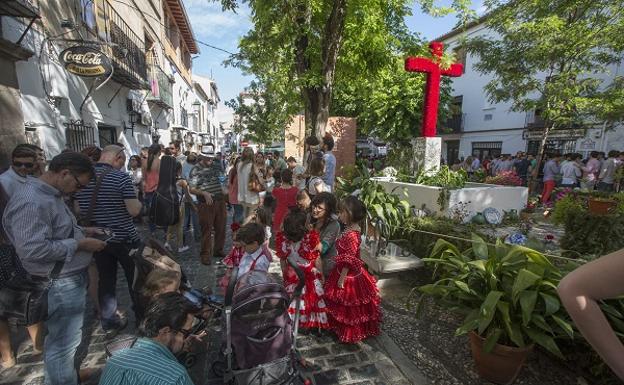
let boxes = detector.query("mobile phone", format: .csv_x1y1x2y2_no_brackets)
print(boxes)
93,228,114,242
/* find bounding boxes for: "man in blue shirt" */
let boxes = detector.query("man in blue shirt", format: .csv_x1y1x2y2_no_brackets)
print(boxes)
321,134,336,192
100,292,196,385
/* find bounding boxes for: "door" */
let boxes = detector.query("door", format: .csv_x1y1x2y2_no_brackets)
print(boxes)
98,124,117,147
446,140,460,165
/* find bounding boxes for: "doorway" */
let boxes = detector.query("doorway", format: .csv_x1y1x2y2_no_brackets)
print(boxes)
446,140,460,165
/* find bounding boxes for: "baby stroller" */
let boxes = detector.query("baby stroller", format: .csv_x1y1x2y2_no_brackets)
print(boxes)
218,254,310,385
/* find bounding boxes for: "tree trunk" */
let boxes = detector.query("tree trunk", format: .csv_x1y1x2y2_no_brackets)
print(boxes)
530,124,554,193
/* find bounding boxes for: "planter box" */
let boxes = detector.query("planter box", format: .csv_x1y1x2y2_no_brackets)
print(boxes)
372,178,528,223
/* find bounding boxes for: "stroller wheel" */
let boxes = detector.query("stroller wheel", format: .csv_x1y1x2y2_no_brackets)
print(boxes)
182,353,197,368
211,360,226,377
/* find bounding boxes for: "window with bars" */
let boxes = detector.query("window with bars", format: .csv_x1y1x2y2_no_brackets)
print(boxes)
65,120,95,152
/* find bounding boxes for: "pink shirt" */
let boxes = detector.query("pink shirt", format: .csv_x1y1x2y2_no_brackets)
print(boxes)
583,158,601,182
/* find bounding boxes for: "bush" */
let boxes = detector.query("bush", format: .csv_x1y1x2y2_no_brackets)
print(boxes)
485,170,523,186
560,210,624,258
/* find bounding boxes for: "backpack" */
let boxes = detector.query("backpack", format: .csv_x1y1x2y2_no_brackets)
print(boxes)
148,155,180,226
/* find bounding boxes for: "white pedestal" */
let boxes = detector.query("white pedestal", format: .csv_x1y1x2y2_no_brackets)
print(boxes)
411,137,441,175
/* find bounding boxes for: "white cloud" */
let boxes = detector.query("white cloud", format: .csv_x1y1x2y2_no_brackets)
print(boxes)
184,0,251,40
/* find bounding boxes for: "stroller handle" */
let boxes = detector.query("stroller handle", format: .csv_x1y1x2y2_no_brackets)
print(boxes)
287,253,305,297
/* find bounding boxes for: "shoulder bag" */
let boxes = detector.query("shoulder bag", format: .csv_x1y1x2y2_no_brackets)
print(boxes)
248,165,265,193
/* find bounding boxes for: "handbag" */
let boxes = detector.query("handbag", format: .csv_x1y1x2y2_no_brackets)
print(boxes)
0,257,64,326
248,166,265,193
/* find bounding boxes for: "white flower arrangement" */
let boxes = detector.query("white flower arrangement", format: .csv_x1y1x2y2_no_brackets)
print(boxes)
382,167,398,178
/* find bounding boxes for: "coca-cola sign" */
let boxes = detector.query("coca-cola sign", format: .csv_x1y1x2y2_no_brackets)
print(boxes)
59,46,112,78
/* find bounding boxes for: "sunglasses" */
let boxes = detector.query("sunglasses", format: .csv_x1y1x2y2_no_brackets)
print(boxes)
13,161,34,169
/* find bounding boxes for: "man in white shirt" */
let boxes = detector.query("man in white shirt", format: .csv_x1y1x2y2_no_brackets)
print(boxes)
287,156,306,191
321,135,336,192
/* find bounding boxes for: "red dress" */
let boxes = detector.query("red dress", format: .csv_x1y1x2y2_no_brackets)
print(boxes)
324,230,381,343
272,186,299,233
276,230,329,329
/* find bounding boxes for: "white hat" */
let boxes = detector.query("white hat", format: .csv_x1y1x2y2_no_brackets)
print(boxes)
200,143,216,157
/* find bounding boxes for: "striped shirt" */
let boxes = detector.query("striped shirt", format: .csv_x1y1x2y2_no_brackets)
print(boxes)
189,162,224,200
2,178,91,277
75,163,139,243
99,338,194,385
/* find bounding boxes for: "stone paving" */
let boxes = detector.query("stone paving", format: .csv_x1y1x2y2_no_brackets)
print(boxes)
0,212,420,385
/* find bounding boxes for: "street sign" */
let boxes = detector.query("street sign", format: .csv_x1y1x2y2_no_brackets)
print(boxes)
59,46,112,78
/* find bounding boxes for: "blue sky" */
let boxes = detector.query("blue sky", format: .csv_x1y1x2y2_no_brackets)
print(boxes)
185,0,484,123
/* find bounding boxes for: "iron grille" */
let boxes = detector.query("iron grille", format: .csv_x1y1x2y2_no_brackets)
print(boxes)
64,120,95,151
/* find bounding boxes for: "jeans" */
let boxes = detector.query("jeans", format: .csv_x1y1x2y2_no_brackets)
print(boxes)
184,202,200,241
597,182,614,192
94,241,139,329
232,203,244,224
144,192,156,233
44,271,87,385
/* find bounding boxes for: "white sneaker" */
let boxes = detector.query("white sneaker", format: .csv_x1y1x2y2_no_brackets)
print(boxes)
178,245,190,253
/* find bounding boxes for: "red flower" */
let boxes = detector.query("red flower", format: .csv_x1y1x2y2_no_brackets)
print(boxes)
545,234,555,240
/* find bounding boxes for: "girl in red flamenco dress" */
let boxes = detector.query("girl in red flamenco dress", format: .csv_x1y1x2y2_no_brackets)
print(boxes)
275,208,329,331
324,196,381,343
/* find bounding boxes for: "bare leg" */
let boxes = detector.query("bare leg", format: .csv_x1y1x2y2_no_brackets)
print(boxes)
26,322,44,354
0,320,15,368
558,248,624,380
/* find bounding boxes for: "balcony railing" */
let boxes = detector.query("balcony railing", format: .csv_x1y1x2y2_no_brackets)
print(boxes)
105,0,148,89
147,65,173,108
444,113,465,133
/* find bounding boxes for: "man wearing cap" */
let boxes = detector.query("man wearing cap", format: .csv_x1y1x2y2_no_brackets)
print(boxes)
189,143,226,265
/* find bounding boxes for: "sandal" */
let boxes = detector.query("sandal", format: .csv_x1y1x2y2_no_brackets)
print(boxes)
1,355,16,369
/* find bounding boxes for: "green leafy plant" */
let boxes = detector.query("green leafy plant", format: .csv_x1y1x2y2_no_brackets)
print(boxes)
336,164,411,238
414,165,468,188
410,235,574,358
552,194,586,225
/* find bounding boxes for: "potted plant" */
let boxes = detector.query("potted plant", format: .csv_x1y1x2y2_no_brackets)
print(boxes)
410,235,573,384
588,195,617,215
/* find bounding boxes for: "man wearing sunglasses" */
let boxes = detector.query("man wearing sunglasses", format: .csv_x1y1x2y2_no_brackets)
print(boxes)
99,292,196,385
3,152,107,385
0,144,38,195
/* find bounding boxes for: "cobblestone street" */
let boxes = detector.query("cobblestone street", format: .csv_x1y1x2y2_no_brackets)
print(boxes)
0,214,422,385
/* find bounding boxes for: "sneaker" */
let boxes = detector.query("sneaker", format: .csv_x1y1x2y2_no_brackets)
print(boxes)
178,245,190,253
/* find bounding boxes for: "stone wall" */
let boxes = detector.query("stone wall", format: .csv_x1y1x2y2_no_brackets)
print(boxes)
285,115,357,177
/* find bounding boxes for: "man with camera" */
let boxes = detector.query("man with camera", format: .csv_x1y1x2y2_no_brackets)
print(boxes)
99,292,196,385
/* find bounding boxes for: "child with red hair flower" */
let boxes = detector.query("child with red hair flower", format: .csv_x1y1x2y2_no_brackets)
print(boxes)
219,223,245,294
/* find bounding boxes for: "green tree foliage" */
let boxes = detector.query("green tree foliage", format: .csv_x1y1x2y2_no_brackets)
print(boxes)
225,81,294,145
464,0,624,174
218,0,421,139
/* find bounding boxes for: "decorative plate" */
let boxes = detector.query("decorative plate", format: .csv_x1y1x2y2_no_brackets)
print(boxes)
483,207,503,225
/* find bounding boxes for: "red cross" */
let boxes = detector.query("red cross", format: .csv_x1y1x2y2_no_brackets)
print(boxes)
405,42,463,137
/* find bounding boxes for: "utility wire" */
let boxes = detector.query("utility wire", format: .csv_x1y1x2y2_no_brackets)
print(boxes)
108,0,237,56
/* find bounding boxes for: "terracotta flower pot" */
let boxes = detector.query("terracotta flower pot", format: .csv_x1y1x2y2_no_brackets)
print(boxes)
588,198,617,216
469,331,533,385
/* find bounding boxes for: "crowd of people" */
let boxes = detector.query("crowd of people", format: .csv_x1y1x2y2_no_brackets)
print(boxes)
0,133,381,385
448,150,624,203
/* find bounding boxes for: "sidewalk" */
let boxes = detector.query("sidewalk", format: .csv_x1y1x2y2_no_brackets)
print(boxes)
0,215,424,385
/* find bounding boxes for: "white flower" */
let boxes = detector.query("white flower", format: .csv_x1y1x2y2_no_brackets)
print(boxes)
382,167,398,178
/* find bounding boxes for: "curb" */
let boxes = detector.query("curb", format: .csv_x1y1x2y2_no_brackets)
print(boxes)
372,332,430,385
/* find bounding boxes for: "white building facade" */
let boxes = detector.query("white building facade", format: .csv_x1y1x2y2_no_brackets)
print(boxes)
438,21,624,165
0,0,214,164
